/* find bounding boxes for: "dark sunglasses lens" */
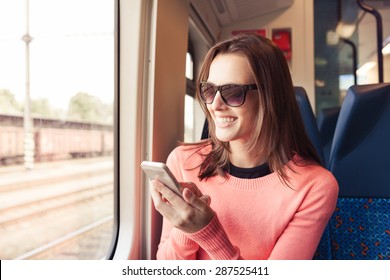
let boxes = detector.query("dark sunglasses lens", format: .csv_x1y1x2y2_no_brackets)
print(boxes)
200,83,215,103
222,85,245,106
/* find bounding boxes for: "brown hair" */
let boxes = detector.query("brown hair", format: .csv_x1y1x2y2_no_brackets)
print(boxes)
190,34,321,184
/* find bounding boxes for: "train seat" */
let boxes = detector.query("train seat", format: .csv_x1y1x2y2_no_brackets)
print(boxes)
315,83,390,260
293,86,325,164
201,117,209,140
316,106,340,167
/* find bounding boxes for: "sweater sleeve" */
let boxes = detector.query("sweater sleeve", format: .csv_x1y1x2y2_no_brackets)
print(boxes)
268,174,338,259
185,214,242,260
156,148,200,260
156,219,200,260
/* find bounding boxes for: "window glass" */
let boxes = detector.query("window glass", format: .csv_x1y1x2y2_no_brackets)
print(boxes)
184,52,195,142
314,0,390,113
184,95,194,142
0,0,115,259
185,52,194,80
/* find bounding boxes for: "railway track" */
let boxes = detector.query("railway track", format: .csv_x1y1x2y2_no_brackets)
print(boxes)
0,157,114,260
15,216,114,260
0,183,112,226
0,157,113,192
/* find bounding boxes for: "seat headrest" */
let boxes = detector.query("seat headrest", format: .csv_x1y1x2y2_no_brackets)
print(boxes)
329,83,390,197
317,106,340,145
330,83,390,162
294,86,324,164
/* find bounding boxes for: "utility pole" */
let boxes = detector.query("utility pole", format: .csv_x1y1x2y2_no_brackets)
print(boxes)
22,0,34,170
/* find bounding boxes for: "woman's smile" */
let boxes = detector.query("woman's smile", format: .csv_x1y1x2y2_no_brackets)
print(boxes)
215,116,237,127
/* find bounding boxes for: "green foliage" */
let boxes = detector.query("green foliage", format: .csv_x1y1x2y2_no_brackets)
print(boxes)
0,89,113,124
0,89,23,114
31,98,51,116
67,92,113,124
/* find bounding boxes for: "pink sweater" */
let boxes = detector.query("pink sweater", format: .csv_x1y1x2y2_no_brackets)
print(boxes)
156,144,338,260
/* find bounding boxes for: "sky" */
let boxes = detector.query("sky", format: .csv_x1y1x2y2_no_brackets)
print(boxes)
0,0,114,110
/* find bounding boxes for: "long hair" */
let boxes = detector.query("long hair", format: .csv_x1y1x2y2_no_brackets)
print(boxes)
190,34,321,184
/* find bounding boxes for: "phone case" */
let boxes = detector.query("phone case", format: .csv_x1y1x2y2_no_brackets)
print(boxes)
141,161,182,196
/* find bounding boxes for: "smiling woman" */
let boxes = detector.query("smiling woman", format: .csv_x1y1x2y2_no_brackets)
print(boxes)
151,34,339,260
1,0,388,266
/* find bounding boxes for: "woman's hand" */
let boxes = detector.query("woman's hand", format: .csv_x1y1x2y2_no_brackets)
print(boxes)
150,180,215,234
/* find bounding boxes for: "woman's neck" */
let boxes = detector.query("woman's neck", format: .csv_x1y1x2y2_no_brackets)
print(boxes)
229,141,268,168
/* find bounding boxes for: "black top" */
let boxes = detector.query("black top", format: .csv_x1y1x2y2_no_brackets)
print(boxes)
228,162,271,179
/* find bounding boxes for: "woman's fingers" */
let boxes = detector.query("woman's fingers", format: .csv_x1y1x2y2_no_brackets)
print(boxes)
200,195,211,206
180,182,203,197
151,180,188,210
183,189,213,213
150,182,173,213
150,179,214,233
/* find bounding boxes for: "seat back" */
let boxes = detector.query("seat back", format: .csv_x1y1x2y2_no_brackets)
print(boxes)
316,83,390,260
316,106,340,167
329,83,390,197
293,87,325,164
201,118,209,140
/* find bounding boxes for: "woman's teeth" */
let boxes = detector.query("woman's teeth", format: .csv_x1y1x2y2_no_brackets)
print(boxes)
217,117,235,123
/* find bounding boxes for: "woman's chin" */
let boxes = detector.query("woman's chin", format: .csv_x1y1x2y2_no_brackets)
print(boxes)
215,131,236,142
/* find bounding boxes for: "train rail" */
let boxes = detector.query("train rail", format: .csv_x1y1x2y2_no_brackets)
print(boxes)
15,216,114,260
0,157,114,260
0,157,113,192
0,183,112,226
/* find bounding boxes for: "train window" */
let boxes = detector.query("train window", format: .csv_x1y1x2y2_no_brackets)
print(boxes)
185,51,195,142
314,0,390,113
314,0,355,112
185,52,194,80
184,95,195,142
0,0,115,259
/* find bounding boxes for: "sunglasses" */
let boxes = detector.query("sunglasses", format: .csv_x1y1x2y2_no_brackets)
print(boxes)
199,81,258,107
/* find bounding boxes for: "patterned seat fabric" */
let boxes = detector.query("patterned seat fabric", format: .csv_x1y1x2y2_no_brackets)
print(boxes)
315,198,390,260
330,198,389,259
313,224,332,259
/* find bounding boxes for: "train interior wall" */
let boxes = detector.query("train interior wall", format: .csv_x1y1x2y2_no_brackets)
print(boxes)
148,0,189,259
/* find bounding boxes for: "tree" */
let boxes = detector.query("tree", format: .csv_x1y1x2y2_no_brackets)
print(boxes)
31,97,51,116
67,92,113,124
0,89,23,114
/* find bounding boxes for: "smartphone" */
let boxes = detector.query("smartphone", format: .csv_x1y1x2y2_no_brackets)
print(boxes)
141,161,182,197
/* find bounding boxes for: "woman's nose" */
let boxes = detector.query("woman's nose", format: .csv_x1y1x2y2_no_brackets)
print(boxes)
210,91,226,110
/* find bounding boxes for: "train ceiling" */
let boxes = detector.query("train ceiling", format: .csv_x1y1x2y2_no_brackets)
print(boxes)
208,0,293,26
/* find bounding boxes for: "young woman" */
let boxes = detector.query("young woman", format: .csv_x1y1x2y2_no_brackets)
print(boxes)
150,34,338,260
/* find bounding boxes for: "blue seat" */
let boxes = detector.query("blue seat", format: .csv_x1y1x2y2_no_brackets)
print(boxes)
315,83,390,260
317,106,340,167
201,117,209,140
201,87,325,165
293,87,324,164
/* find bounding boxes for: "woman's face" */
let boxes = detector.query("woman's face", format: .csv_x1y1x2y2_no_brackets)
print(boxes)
206,53,259,144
